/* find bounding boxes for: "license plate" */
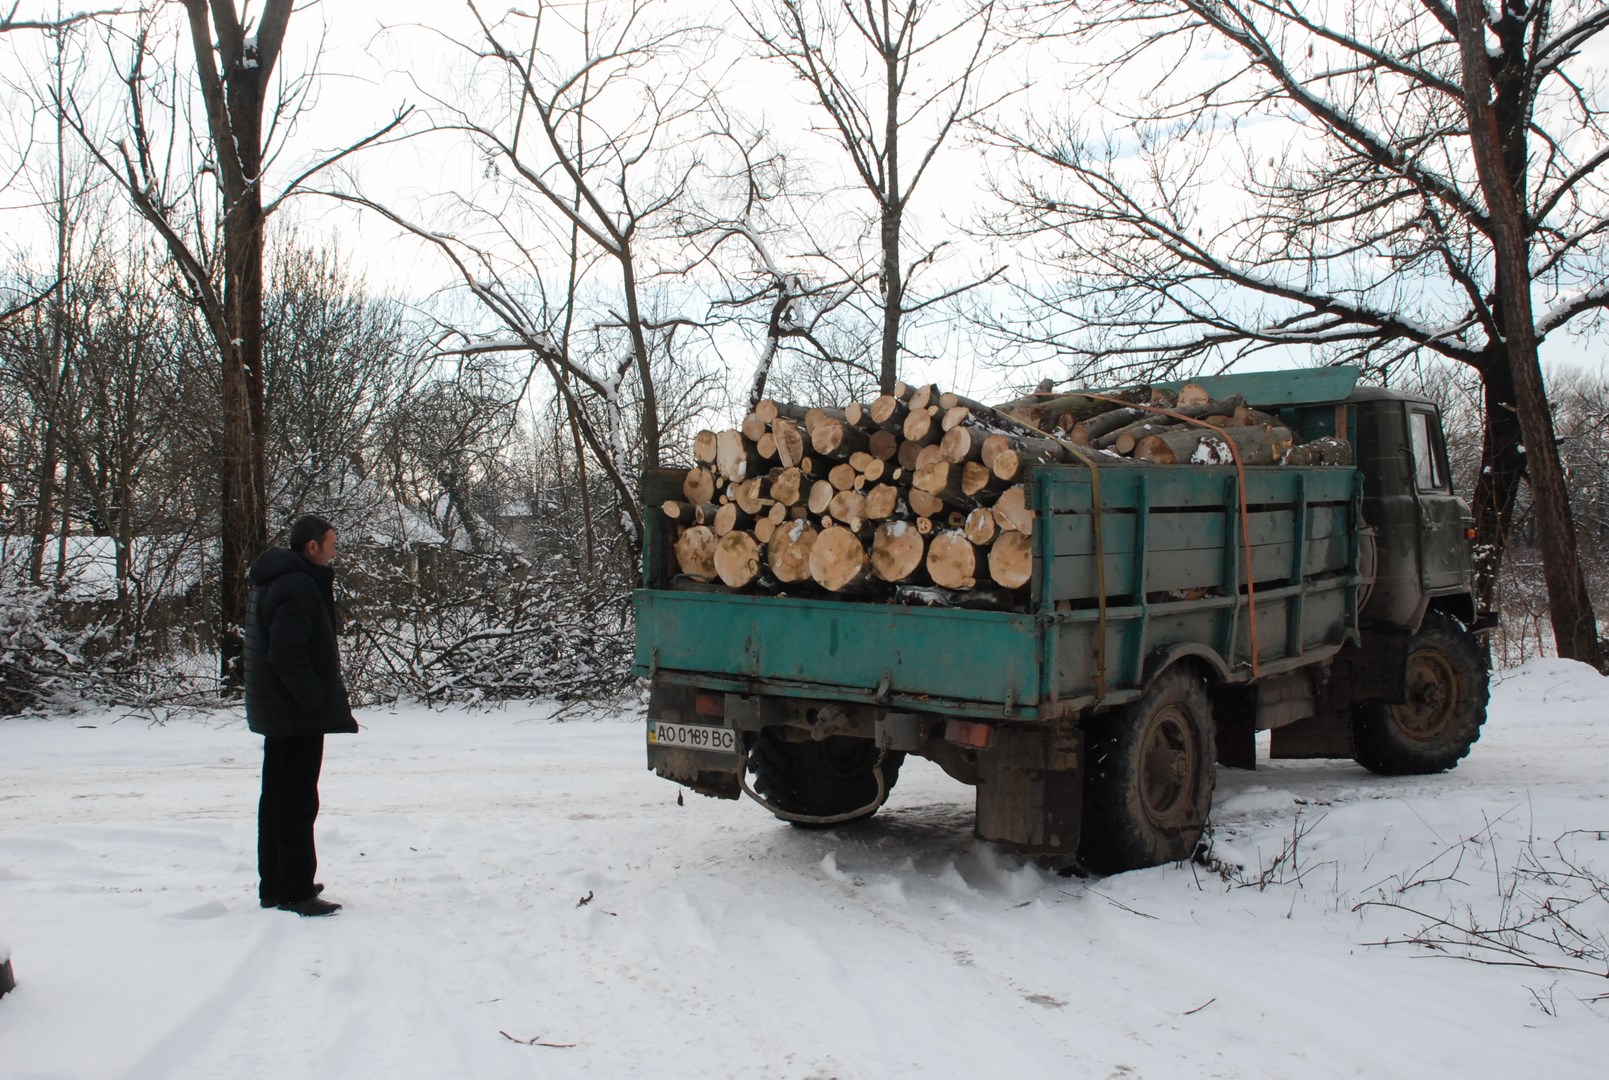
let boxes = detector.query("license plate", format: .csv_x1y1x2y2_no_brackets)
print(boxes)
648,718,739,754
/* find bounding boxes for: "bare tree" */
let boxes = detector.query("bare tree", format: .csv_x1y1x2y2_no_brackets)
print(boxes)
338,0,720,547
994,0,1609,665
60,2,407,686
739,0,1008,394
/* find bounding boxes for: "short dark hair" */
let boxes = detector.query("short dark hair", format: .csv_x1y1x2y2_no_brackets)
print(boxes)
288,514,336,554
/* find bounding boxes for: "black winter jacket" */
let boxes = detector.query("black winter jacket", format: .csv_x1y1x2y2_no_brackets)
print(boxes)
244,546,358,737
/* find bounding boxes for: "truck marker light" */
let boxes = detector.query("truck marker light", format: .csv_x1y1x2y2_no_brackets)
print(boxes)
695,693,726,718
945,718,994,749
1465,528,1478,539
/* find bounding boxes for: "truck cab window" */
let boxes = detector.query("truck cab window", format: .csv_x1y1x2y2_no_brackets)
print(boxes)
1410,409,1446,491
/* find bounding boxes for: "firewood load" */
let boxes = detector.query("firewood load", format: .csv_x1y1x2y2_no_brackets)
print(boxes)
659,380,1353,608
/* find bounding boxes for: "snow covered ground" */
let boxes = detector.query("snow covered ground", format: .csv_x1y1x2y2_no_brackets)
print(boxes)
3,660,1606,1079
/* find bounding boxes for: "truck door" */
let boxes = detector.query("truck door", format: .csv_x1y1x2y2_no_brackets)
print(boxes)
1407,406,1473,596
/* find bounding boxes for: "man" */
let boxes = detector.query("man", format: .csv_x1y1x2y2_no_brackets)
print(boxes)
244,514,358,917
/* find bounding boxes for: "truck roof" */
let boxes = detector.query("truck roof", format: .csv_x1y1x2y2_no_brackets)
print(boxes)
1142,366,1434,409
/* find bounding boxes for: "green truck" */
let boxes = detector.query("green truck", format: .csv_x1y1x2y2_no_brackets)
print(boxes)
633,367,1491,872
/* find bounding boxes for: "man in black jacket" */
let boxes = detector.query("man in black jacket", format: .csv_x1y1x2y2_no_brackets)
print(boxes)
245,514,358,917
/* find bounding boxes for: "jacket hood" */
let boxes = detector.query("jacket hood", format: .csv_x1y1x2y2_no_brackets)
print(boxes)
249,546,314,587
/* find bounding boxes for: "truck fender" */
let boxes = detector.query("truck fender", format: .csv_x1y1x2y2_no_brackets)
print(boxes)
1142,644,1230,687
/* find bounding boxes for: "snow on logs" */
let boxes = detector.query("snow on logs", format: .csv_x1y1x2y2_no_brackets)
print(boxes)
662,381,1351,607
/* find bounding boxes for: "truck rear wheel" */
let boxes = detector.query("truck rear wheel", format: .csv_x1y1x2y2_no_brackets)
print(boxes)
1080,665,1215,873
747,731,904,828
1353,611,1488,775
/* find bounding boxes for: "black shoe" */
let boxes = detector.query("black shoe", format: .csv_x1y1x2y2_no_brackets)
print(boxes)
277,896,341,917
260,882,326,909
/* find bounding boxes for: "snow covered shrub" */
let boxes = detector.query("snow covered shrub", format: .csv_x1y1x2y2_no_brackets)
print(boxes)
0,567,87,714
335,544,635,705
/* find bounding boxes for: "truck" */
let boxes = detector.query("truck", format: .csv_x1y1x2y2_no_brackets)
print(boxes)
633,366,1492,872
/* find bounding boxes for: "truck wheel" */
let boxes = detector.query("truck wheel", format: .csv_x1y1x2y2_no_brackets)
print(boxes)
1080,665,1215,873
747,731,904,828
1353,611,1488,775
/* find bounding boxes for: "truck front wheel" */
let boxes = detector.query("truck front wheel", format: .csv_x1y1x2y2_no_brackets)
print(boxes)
1080,665,1216,873
747,731,904,828
1353,611,1488,775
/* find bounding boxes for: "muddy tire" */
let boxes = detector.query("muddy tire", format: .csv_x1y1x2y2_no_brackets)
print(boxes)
748,731,903,828
1080,665,1216,873
1353,611,1488,775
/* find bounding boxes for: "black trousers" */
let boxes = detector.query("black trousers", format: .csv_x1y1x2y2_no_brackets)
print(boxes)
257,734,325,904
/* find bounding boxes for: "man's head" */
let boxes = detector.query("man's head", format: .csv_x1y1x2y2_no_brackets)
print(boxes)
288,514,339,567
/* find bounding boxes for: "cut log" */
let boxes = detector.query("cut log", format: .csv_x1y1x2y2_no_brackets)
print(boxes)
767,520,819,583
692,430,719,466
908,383,939,411
714,530,762,587
870,520,926,582
926,530,980,590
844,401,867,426
902,406,940,444
1176,382,1210,407
1073,406,1149,444
827,490,868,530
809,525,874,592
897,439,924,471
716,429,760,481
771,467,804,507
732,476,770,515
756,432,777,460
940,405,971,432
753,517,777,545
939,424,987,464
1231,404,1284,428
828,462,859,491
960,460,998,498
682,467,716,505
914,515,935,535
981,432,1068,475
988,530,1034,589
753,399,780,425
1095,395,1247,450
862,458,887,484
772,418,806,468
868,394,910,431
863,483,901,520
992,485,1035,535
907,487,945,518
741,412,768,442
964,506,998,546
913,460,977,508
1283,436,1354,466
868,428,899,460
811,418,871,459
914,443,946,470
1133,424,1293,465
712,502,755,536
803,406,847,436
807,479,835,515
661,500,719,525
673,525,719,580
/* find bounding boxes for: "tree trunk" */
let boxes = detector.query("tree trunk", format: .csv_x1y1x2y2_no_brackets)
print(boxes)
1456,0,1602,668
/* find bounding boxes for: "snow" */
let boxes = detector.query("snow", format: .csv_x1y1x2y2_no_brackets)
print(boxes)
3,661,1607,1078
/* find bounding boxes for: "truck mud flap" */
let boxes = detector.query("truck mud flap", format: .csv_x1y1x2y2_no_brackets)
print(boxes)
650,746,743,800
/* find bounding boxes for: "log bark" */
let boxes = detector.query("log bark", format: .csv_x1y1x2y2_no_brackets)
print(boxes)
1283,436,1354,466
